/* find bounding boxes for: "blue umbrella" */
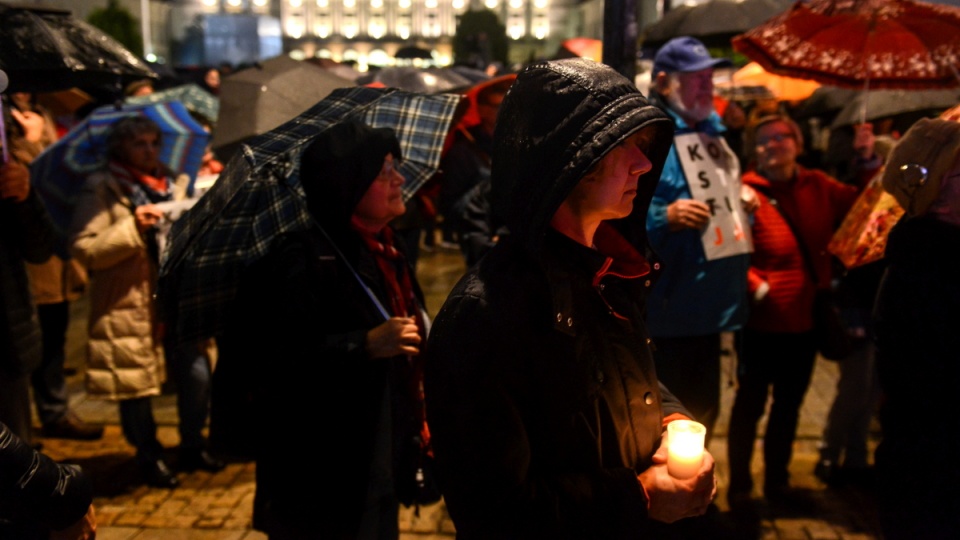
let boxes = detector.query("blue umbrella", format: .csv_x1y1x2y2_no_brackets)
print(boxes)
30,100,209,257
158,86,462,344
126,83,220,125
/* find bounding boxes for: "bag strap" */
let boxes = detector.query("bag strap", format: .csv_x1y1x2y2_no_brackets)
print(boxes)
756,185,820,284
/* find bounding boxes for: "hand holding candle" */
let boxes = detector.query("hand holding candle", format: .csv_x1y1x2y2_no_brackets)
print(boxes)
666,420,706,479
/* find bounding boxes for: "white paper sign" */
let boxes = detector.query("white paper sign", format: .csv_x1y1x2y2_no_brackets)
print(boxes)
674,132,753,260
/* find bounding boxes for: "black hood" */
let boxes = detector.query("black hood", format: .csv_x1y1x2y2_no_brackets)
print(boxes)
490,58,674,257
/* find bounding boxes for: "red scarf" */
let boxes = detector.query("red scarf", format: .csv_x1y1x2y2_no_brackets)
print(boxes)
353,223,430,449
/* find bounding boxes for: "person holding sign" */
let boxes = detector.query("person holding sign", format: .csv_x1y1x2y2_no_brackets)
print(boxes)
726,114,865,508
424,58,717,538
646,37,759,448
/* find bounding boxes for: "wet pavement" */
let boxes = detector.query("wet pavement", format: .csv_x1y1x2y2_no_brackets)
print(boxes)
41,244,884,539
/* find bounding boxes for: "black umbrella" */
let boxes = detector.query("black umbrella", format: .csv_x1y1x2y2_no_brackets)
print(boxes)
356,67,472,94
792,86,861,120
0,2,156,93
210,55,356,161
642,0,794,48
830,88,960,128
395,45,434,60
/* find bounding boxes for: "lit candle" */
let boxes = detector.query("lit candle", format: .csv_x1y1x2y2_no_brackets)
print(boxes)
666,420,706,479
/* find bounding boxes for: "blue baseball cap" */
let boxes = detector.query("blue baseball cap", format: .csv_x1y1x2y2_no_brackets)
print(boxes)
652,37,732,76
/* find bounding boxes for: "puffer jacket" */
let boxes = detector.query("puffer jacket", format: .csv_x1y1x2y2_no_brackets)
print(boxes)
70,169,189,400
424,59,689,539
742,166,859,333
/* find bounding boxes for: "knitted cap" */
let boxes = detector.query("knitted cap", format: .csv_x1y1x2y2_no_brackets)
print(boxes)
882,117,960,217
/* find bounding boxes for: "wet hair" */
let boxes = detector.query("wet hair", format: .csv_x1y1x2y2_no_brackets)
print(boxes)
106,116,162,162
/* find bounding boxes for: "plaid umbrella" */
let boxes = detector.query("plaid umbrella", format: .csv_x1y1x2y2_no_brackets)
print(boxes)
126,83,220,125
158,86,462,343
30,100,209,257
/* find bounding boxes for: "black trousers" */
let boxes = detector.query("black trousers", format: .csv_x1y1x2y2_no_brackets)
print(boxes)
727,328,817,494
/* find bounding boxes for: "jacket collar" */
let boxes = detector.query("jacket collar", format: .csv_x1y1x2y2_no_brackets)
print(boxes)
543,224,650,334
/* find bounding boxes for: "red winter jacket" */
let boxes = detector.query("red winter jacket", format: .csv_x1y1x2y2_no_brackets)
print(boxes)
742,166,861,333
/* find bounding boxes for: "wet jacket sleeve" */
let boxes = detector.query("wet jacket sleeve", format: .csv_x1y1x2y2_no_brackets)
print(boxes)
0,421,93,531
5,188,55,264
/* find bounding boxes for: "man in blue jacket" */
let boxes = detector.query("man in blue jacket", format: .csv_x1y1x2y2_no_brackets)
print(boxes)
646,37,758,444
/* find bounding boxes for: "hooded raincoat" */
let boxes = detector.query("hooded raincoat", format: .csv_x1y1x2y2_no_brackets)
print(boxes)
423,58,689,539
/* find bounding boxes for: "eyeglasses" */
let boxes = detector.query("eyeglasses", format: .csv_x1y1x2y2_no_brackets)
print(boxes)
756,133,794,146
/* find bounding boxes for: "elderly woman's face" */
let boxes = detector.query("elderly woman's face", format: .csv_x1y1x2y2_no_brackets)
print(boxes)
353,153,406,230
118,131,161,174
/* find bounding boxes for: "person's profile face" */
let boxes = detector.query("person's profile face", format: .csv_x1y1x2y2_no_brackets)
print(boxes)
754,120,799,172
119,131,162,174
567,130,654,222
353,153,406,228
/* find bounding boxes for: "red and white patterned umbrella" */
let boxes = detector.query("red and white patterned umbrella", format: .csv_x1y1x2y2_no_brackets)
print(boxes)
733,0,960,90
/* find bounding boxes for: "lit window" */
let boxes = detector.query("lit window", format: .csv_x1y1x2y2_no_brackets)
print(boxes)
452,0,464,8
509,0,522,8
371,0,383,7
484,0,498,8
202,0,216,6
343,17,358,38
533,0,546,7
317,0,328,6
399,0,411,8
509,22,523,39
288,0,301,6
315,22,330,37
369,17,386,38
253,0,268,6
425,0,437,7
533,21,548,39
287,21,305,38
344,0,356,7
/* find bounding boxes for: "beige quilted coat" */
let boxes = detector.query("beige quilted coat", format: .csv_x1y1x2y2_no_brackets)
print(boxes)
70,170,189,401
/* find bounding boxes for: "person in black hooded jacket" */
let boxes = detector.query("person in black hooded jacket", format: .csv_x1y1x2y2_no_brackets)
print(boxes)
423,58,717,539
226,120,431,539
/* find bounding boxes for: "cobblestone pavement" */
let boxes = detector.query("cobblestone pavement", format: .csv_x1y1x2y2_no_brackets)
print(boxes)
42,246,884,539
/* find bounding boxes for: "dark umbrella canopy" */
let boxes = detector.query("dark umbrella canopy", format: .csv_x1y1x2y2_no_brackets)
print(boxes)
211,55,356,159
642,0,794,48
0,2,156,93
792,85,862,119
357,67,472,94
395,45,434,60
830,87,960,127
158,86,462,343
